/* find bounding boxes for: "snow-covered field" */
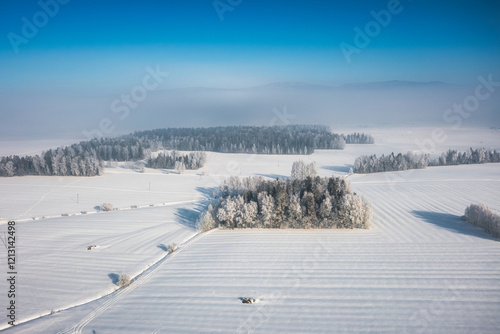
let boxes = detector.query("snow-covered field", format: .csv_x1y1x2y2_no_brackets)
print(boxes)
1,127,499,333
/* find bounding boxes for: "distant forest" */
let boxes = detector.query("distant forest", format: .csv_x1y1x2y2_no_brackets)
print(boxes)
134,125,374,154
0,125,374,177
354,148,500,174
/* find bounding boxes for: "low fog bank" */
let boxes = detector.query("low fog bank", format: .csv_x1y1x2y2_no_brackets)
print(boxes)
1,82,498,141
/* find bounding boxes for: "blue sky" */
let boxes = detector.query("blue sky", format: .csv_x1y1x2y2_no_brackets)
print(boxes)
0,0,499,137
1,0,499,91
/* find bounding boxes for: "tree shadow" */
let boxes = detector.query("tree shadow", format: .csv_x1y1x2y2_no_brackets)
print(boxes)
256,173,288,179
323,165,352,173
195,186,217,199
108,273,119,285
157,243,168,252
173,187,216,230
411,211,496,241
174,208,201,230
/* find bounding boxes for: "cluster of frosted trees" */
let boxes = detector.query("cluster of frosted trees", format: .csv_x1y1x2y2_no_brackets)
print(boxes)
146,151,207,170
464,204,500,238
354,152,430,174
198,172,372,231
0,148,103,177
291,160,318,180
431,148,500,166
134,125,374,155
354,148,500,174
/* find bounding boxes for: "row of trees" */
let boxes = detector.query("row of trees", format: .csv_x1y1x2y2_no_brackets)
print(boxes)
146,151,207,171
134,125,374,155
197,173,372,231
0,136,159,177
354,152,430,174
0,149,103,177
464,203,500,238
431,148,500,166
354,148,500,174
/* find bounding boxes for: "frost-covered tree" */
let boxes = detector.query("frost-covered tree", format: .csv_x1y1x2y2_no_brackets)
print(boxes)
464,203,500,238
197,204,217,231
117,274,131,287
217,197,238,229
4,161,15,177
175,160,186,174
291,160,317,180
242,201,258,228
319,196,333,228
258,193,275,228
288,194,303,228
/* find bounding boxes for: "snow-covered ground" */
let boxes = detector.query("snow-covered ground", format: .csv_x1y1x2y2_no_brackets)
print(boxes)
1,127,499,333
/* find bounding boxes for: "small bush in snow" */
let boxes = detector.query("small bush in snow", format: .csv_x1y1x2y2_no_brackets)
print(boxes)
167,243,177,253
117,274,131,287
464,204,500,238
101,203,113,211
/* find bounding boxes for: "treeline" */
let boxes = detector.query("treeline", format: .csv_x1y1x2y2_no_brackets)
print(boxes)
354,148,500,174
146,151,207,170
0,125,374,177
354,152,430,174
0,136,161,177
197,174,372,231
431,148,500,166
134,125,374,155
464,203,500,238
0,149,103,177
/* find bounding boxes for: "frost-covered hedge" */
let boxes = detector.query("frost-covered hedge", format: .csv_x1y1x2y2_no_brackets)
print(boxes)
354,148,500,174
198,175,372,231
354,152,430,174
464,204,500,238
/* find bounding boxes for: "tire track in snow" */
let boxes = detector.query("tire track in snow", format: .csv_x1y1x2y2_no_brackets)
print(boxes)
56,230,213,334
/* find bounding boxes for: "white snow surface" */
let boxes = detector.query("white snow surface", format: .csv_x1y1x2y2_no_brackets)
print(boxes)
0,127,499,333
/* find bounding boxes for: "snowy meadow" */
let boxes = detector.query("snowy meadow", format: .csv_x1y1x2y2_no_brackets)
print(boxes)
0,127,499,333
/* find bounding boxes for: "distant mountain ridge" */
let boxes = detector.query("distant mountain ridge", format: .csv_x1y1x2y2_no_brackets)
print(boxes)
163,80,452,92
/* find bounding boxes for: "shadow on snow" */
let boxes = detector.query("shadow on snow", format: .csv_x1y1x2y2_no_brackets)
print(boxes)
322,165,352,173
173,186,217,230
411,210,496,241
